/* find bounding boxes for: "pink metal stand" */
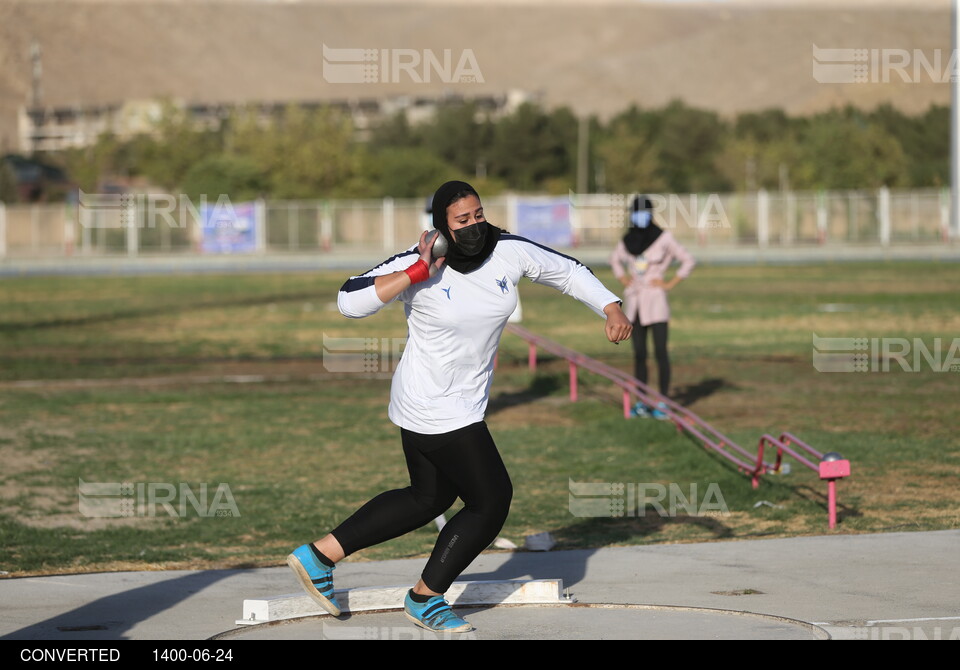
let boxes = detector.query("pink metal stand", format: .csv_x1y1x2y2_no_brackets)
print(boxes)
506,324,851,529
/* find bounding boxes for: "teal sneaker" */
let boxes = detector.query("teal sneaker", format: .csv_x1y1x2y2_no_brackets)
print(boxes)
630,402,650,418
404,591,474,634
287,544,341,616
650,401,670,421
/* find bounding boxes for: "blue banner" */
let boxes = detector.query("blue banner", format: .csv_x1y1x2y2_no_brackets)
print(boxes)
200,201,258,254
516,198,572,247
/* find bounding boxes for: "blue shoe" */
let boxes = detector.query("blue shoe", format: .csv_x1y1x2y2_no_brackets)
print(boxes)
629,402,650,418
650,401,670,421
404,591,474,633
287,544,341,616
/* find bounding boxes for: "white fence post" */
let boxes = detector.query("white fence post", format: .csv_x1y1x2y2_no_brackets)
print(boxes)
878,186,891,247
757,189,769,248
126,197,138,257
255,198,266,254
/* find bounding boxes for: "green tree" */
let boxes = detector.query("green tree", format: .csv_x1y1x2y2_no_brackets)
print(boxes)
595,106,664,195
227,104,371,199
368,111,419,151
715,134,805,192
870,103,948,187
369,146,464,199
60,132,131,192
488,103,577,191
793,110,907,189
734,109,793,144
419,101,494,178
181,154,266,202
138,101,224,191
652,100,732,192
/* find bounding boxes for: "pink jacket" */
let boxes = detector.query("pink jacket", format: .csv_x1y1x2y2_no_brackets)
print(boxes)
609,231,696,326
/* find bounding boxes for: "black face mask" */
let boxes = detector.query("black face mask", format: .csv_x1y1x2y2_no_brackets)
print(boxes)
431,180,501,274
453,221,488,256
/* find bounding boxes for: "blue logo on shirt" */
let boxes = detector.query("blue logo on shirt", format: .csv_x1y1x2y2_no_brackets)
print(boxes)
441,286,452,300
496,277,509,294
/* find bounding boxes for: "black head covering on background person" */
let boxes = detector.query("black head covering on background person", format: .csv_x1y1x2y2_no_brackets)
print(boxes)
623,195,663,256
431,180,502,274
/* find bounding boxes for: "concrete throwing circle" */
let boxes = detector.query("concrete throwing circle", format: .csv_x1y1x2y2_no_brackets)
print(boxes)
214,603,829,640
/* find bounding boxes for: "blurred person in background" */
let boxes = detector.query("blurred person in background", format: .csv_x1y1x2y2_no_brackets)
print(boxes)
610,195,695,419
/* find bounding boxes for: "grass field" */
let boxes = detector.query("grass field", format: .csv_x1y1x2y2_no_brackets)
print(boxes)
1,260,958,577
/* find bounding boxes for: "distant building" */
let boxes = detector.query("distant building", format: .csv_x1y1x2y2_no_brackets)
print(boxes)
18,100,162,153
17,90,538,153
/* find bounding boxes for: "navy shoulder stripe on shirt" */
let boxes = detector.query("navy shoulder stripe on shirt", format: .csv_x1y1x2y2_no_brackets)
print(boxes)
340,248,419,293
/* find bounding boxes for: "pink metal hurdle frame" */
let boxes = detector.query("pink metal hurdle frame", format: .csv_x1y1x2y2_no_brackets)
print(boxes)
505,324,851,529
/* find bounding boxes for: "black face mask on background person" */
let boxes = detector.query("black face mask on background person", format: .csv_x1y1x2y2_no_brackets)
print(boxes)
623,195,662,256
453,221,488,256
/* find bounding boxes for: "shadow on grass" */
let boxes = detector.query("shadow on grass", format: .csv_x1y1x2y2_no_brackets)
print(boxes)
486,374,562,416
788,484,862,525
0,291,324,334
670,377,735,408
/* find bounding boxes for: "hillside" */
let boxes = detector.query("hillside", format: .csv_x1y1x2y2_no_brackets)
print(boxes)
0,0,952,151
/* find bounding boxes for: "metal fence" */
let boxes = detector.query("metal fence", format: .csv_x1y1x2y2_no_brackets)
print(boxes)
0,188,953,260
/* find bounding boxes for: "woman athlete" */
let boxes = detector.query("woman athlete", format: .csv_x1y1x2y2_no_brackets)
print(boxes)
287,180,632,633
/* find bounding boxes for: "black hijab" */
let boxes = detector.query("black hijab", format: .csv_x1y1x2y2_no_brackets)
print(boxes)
431,180,502,274
623,195,662,256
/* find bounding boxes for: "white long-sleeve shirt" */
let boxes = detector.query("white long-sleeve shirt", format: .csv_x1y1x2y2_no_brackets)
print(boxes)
338,234,622,434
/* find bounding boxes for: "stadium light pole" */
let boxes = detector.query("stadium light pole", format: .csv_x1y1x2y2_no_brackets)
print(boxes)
577,114,589,195
953,0,959,240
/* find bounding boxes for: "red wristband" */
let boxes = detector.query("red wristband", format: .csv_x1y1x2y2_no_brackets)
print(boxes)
404,258,430,285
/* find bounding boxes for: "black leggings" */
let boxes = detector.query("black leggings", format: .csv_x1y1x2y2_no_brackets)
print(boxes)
330,421,513,594
632,320,670,397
